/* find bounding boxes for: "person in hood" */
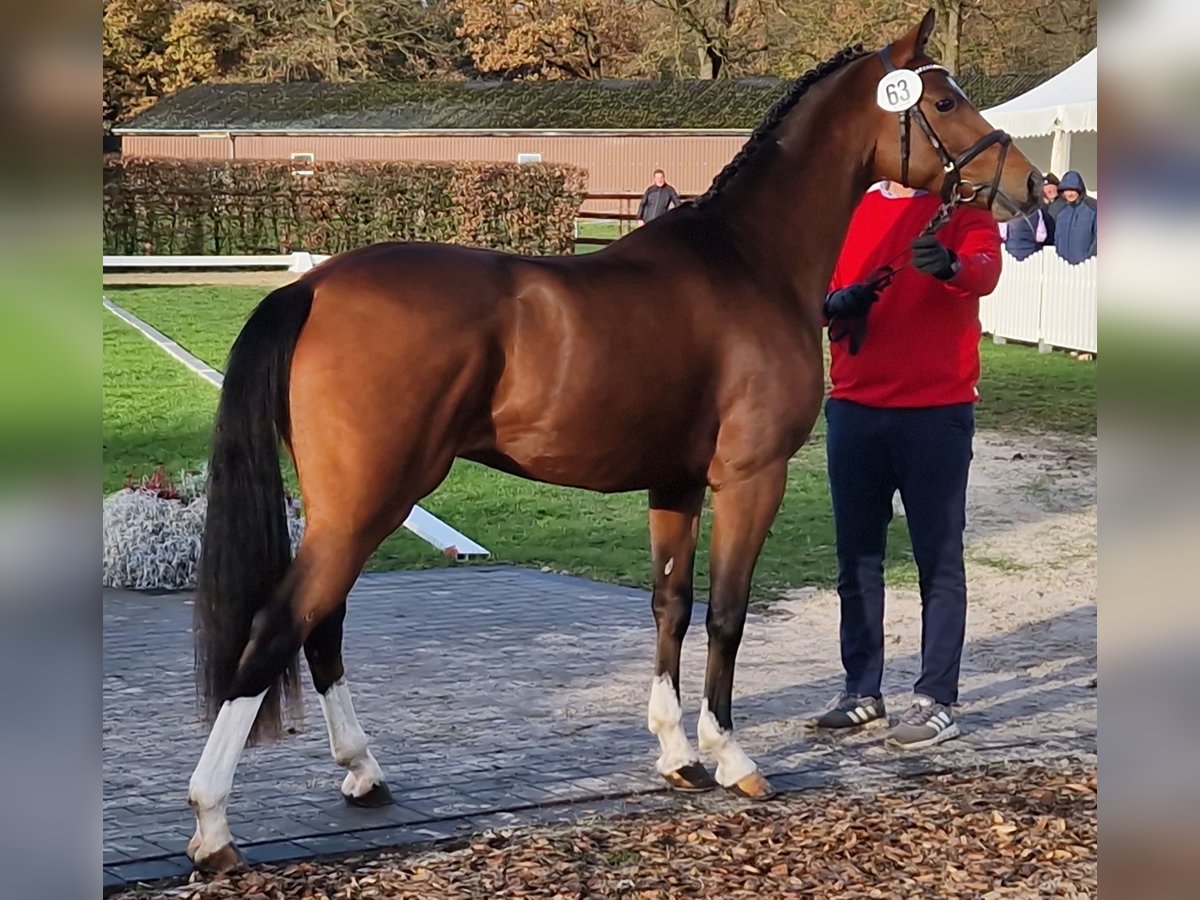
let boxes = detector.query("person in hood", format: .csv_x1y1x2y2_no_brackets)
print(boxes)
1053,171,1097,264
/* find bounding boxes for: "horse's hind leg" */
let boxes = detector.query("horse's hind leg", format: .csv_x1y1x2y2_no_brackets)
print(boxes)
304,602,392,807
186,691,266,871
187,527,381,871
646,484,717,792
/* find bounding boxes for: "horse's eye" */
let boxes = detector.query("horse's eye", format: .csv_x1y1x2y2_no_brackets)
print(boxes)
935,97,956,113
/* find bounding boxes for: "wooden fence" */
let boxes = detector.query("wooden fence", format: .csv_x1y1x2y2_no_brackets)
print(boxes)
575,192,700,248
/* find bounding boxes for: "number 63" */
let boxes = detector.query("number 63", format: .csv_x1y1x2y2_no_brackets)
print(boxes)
886,82,911,105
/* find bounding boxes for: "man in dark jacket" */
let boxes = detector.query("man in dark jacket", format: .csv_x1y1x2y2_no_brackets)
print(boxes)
1053,170,1097,263
636,169,682,226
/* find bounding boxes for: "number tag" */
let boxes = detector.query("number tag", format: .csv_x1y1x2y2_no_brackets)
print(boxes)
877,70,924,113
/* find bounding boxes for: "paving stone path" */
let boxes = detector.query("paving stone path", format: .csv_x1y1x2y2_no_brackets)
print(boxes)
103,565,1096,895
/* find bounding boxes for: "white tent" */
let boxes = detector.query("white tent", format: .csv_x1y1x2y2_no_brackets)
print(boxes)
982,49,1097,188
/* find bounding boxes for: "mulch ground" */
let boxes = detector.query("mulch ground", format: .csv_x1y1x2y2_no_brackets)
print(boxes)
119,762,1096,899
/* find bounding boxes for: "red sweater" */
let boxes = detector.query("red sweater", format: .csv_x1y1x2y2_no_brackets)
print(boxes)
828,187,1002,408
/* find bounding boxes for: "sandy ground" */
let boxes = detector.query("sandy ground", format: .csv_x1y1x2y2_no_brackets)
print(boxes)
558,426,1097,770
759,426,1097,759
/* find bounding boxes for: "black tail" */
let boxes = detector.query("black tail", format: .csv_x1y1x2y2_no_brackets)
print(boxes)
194,279,314,745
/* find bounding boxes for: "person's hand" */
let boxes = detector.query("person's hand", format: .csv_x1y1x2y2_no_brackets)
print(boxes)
823,282,880,320
910,235,958,280
636,220,644,228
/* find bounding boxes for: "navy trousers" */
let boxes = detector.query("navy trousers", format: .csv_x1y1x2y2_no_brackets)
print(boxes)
825,397,974,705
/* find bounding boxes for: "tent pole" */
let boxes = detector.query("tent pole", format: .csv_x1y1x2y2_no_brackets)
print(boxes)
1050,119,1072,177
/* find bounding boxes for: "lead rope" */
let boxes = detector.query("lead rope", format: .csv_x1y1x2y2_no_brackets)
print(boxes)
859,193,961,291
827,195,961,355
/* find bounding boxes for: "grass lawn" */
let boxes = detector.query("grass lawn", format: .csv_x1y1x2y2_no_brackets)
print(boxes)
104,285,1095,599
574,219,626,254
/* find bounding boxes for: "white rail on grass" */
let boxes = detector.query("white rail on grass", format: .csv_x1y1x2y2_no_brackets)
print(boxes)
103,251,331,272
103,294,491,561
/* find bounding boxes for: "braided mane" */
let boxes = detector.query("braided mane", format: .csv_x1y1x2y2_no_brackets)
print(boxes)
693,45,870,207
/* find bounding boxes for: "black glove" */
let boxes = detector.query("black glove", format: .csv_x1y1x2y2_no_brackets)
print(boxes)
823,282,880,320
910,235,958,280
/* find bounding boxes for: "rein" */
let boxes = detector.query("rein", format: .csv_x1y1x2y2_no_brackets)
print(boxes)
827,194,964,355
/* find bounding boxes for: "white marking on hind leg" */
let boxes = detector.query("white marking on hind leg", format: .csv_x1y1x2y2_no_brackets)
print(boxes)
318,678,385,798
647,674,699,774
697,698,757,787
187,690,266,862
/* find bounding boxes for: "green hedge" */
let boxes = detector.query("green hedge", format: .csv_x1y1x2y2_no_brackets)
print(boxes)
103,156,588,257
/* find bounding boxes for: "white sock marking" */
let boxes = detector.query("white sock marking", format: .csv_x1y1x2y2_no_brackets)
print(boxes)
646,674,699,775
187,690,266,861
696,698,757,787
318,678,385,798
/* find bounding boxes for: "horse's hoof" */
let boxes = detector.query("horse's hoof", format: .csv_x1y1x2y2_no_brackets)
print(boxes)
192,842,247,874
662,762,719,793
345,780,394,808
726,771,777,801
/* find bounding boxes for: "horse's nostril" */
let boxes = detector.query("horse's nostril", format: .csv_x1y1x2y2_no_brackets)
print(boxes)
1027,172,1044,199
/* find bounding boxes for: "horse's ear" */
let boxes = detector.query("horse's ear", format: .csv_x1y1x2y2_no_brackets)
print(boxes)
891,9,938,65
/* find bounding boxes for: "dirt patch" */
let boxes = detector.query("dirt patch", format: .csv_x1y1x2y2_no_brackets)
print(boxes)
762,427,1096,750
553,427,1096,769
778,428,1096,678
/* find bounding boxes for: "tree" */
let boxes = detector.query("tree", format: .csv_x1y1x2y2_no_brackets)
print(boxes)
449,0,646,80
761,1,1094,79
963,0,1096,75
162,2,253,92
103,0,174,127
936,0,963,73
232,0,465,82
103,0,1097,133
648,0,774,79
104,0,250,128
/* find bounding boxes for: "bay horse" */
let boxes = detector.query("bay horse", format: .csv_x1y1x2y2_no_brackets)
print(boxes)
186,10,1042,871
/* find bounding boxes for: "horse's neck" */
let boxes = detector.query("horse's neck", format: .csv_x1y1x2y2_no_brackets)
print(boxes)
715,73,875,308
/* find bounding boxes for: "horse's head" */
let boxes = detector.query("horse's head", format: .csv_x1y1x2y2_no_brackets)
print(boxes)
867,10,1043,221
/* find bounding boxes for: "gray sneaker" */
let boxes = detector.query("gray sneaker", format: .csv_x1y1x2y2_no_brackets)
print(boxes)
808,691,887,730
886,695,961,749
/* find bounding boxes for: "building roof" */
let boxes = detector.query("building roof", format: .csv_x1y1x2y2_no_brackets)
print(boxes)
116,75,1050,134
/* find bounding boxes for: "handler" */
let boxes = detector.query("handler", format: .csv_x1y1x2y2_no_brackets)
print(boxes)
810,179,1002,749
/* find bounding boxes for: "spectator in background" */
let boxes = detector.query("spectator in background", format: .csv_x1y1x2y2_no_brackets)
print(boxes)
636,169,682,226
1039,173,1061,245
1042,172,1065,226
998,208,1049,261
1053,170,1097,264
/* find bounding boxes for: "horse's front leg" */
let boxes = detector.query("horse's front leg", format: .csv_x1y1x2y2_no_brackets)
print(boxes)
697,459,787,800
646,484,717,792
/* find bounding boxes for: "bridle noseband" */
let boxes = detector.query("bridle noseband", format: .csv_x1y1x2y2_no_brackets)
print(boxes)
877,48,1020,220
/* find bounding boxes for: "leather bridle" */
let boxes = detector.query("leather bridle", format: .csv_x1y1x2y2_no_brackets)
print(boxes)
826,50,1032,357
877,48,1022,220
